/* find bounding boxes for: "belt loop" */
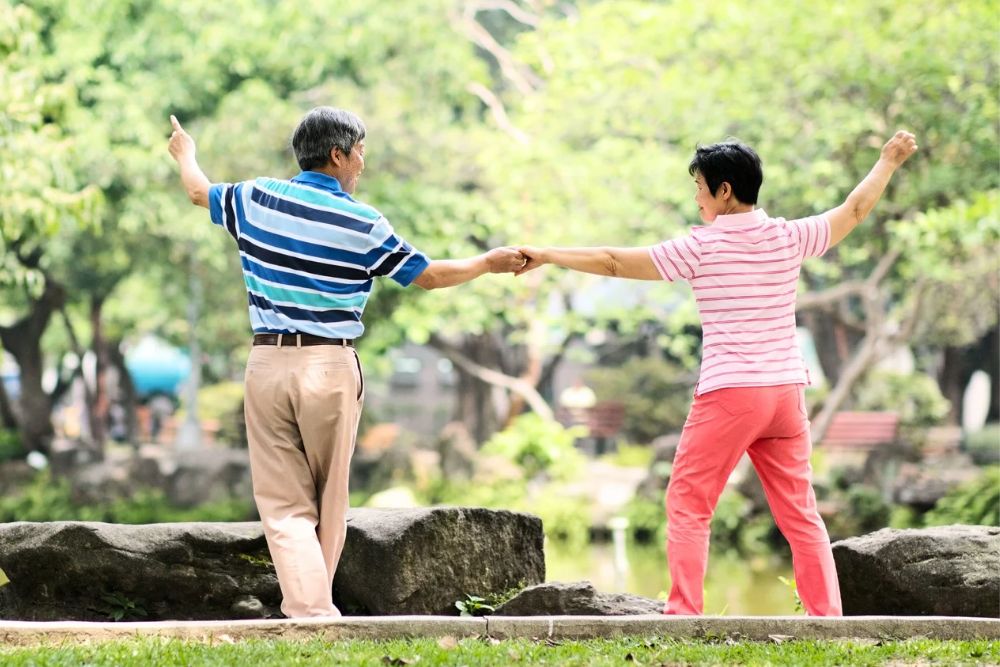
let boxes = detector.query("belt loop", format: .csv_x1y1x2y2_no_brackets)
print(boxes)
296,333,302,349
277,333,283,349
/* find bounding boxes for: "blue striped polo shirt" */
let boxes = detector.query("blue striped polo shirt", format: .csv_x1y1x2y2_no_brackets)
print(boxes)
208,171,430,339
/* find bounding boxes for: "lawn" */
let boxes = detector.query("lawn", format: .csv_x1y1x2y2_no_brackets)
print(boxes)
1,636,998,666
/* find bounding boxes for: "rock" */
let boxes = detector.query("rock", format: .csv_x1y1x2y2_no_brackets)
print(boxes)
892,459,981,510
833,525,1000,617
230,595,269,619
0,521,279,621
130,448,254,508
333,507,544,615
0,507,544,620
493,581,662,616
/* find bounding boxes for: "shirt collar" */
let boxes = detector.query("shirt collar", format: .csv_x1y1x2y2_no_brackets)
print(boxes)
711,208,767,227
291,171,346,194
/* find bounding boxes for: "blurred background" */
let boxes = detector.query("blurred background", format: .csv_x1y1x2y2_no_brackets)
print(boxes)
0,0,997,615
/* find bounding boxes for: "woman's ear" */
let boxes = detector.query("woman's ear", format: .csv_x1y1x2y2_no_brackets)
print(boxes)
719,181,732,201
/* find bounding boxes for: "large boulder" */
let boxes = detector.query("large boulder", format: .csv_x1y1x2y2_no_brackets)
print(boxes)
333,507,544,615
0,507,544,621
833,525,1000,617
493,581,661,616
0,521,278,621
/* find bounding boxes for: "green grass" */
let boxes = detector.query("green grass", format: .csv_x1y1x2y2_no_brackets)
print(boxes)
1,636,997,666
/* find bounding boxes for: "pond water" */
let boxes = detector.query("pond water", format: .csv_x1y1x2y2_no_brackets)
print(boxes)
545,540,800,616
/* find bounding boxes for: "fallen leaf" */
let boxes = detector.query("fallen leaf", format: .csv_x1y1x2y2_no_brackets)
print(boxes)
437,636,458,650
768,634,794,644
216,634,236,645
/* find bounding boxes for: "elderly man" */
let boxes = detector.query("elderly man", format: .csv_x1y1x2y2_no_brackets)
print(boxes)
168,107,524,618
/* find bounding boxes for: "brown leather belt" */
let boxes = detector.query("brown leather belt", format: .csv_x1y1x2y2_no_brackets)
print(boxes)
252,333,353,347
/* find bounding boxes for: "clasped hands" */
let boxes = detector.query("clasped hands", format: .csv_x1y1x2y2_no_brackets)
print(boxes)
485,246,546,276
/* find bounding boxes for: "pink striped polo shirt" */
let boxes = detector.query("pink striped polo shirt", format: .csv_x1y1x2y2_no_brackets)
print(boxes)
648,208,830,396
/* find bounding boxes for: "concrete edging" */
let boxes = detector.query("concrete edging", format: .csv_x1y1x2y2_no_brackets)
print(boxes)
0,616,997,646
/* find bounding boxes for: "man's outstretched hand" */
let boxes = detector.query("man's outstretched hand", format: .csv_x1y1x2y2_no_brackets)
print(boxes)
168,115,196,163
881,130,918,169
485,247,528,273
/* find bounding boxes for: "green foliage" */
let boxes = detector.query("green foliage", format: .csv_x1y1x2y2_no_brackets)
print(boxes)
852,371,951,428
91,591,147,622
776,576,804,615
600,444,655,469
0,428,22,462
964,424,1000,465
588,357,692,445
825,486,893,538
454,594,495,617
0,471,254,523
480,414,586,481
622,496,666,543
924,469,1000,527
177,381,246,447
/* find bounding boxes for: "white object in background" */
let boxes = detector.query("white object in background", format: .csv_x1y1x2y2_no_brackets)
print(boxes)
962,370,992,433
26,451,48,470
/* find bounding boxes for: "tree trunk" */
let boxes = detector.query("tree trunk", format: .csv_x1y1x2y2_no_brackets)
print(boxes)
0,279,65,454
451,334,504,444
0,374,18,431
106,338,140,445
87,296,107,457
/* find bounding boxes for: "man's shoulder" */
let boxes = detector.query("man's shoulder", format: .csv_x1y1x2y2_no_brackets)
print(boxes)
252,177,386,223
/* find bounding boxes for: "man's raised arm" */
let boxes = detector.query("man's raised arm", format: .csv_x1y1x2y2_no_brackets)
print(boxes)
167,115,210,208
825,130,918,248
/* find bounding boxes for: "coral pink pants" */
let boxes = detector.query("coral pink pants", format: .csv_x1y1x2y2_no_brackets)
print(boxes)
663,384,842,616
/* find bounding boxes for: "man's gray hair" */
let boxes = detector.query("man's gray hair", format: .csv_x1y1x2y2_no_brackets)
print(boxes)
291,107,366,171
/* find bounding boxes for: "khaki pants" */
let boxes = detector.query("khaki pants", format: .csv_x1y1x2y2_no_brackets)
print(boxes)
243,342,363,617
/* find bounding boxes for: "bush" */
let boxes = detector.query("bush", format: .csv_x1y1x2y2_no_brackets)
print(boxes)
600,443,655,468
587,356,692,444
480,414,585,481
177,381,246,447
0,471,254,523
853,371,950,428
924,468,1000,527
964,424,1000,465
0,428,22,462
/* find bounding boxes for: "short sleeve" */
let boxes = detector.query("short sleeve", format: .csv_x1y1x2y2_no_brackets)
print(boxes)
648,235,701,282
786,214,831,260
208,182,246,241
367,217,430,286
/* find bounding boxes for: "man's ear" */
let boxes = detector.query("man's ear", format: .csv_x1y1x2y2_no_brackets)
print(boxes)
329,147,345,167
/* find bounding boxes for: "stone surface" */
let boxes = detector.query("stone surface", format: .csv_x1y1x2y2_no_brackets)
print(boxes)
833,525,1000,618
493,581,661,616
332,507,544,615
0,507,544,620
0,521,278,621
0,615,996,646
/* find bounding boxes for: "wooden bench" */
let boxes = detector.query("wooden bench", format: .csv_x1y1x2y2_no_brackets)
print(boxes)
820,411,900,449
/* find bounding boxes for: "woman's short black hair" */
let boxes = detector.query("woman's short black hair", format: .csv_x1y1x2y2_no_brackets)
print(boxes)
688,141,763,205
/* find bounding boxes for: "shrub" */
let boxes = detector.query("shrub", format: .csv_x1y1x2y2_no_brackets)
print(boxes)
587,356,692,444
0,471,254,523
853,371,950,428
0,428,23,462
924,468,1000,527
480,414,585,481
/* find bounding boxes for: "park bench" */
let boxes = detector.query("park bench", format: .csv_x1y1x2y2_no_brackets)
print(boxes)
820,411,900,450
